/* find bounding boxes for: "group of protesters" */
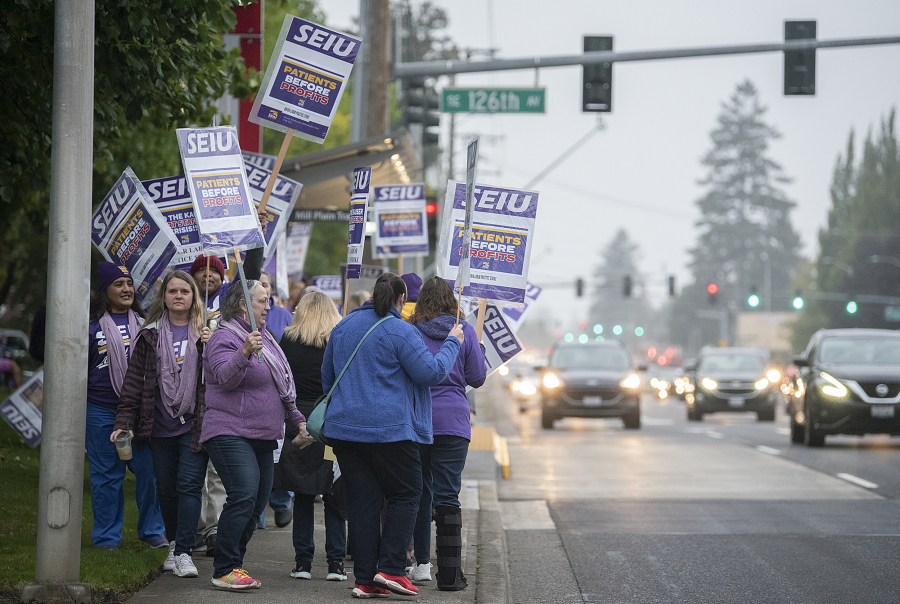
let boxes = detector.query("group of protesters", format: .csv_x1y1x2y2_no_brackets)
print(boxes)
83,216,486,597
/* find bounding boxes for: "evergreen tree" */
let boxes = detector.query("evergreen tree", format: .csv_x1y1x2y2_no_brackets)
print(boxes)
688,80,801,312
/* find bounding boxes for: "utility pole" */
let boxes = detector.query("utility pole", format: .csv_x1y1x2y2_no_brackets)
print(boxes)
351,0,390,141
22,1,94,602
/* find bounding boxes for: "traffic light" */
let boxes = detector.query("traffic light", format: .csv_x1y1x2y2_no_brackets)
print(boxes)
623,275,632,297
575,278,584,297
401,76,441,146
784,20,816,95
792,289,804,310
582,35,612,112
707,282,719,305
747,286,760,308
846,300,858,314
668,275,676,297
425,198,438,253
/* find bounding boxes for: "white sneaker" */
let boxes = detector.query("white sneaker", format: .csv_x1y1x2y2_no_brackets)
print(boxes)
173,553,199,578
408,562,432,582
163,542,176,572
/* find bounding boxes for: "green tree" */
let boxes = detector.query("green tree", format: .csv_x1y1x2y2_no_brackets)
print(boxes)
688,80,801,313
0,0,254,327
588,229,654,348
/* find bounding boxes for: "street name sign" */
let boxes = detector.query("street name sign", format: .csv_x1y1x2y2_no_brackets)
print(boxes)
441,88,545,113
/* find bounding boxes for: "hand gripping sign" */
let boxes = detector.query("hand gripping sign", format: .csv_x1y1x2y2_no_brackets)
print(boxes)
176,126,264,255
438,180,540,304
372,183,428,259
92,168,180,306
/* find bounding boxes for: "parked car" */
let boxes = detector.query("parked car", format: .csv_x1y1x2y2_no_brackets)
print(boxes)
685,347,777,421
0,329,30,361
538,340,644,430
788,328,900,447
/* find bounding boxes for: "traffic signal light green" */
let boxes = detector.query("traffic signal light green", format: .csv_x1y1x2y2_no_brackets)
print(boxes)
846,301,858,314
748,294,760,307
792,296,804,310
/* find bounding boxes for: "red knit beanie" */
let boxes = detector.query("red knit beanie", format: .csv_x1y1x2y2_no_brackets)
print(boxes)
190,254,225,280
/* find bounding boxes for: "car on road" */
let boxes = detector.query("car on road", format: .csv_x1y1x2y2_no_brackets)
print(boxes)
788,328,900,447
538,340,644,430
685,347,778,421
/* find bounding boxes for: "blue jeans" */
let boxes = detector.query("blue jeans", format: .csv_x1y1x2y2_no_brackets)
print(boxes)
149,432,208,556
413,435,469,565
256,489,293,528
292,492,346,564
206,435,275,578
332,439,421,583
84,403,166,547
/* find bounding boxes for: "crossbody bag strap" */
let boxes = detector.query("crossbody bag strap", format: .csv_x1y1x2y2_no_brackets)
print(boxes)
324,315,392,398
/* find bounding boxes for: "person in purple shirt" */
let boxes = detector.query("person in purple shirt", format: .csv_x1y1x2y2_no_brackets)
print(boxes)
111,270,212,578
201,278,307,590
86,262,166,550
408,277,486,590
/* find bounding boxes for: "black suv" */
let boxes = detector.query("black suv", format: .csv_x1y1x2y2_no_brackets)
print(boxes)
685,347,777,421
538,341,643,430
788,328,900,447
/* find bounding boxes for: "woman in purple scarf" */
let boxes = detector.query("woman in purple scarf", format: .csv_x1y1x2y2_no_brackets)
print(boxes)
111,270,212,578
86,262,166,550
200,279,306,590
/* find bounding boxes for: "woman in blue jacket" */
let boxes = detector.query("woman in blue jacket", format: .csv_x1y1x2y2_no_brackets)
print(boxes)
321,272,463,599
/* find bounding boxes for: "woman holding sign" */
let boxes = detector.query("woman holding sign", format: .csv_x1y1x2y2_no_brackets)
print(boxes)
408,277,486,590
110,270,212,578
321,273,463,598
85,262,167,550
201,279,308,590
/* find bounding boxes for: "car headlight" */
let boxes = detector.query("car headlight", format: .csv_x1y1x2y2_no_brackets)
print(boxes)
620,374,641,389
701,377,717,390
818,372,848,398
519,382,537,396
755,378,769,390
542,373,561,388
498,365,509,376
511,381,521,391
766,369,781,382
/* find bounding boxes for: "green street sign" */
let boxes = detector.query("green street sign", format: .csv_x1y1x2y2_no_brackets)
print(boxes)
440,88,545,114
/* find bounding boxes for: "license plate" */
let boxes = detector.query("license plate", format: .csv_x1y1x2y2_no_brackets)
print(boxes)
872,405,895,418
729,397,744,408
583,396,602,406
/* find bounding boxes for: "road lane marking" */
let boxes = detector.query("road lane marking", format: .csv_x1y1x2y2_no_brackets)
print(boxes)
756,445,781,455
775,427,791,435
836,473,879,489
705,431,724,439
642,418,675,425
500,500,556,530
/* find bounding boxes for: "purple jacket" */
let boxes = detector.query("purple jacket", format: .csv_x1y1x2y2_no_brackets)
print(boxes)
413,315,486,439
200,317,304,443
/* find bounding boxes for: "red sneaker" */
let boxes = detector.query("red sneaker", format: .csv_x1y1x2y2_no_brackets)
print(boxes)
351,584,391,598
374,572,418,595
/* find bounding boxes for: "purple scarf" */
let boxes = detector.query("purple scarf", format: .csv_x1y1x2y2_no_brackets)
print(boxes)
99,310,143,396
156,312,201,418
219,317,296,403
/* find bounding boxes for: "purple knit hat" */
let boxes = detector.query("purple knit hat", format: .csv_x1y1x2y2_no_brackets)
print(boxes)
97,262,131,292
400,273,422,302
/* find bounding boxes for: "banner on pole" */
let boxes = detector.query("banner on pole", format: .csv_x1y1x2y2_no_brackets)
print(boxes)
499,282,543,331
372,183,428,258
466,302,522,376
176,126,264,254
284,222,313,279
438,180,540,303
0,368,43,448
92,168,180,306
249,16,360,145
244,161,302,264
346,167,371,279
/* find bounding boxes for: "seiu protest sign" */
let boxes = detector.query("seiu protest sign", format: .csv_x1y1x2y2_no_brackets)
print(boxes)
467,302,522,377
438,180,540,303
0,369,44,447
346,167,371,279
143,175,213,273
176,126,264,254
244,160,302,264
250,16,360,144
500,282,543,331
285,222,313,278
92,169,179,306
372,183,428,258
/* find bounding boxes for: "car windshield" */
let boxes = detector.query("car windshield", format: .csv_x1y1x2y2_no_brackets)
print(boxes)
819,337,900,365
698,354,765,373
551,346,630,370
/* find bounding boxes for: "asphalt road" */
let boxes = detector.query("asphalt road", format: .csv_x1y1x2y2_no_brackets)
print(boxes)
486,381,900,604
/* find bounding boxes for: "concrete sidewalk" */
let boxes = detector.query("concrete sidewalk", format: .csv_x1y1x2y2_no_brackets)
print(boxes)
126,450,507,604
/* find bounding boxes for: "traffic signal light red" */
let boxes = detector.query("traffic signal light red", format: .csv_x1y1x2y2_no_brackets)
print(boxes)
425,202,438,215
707,283,719,295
